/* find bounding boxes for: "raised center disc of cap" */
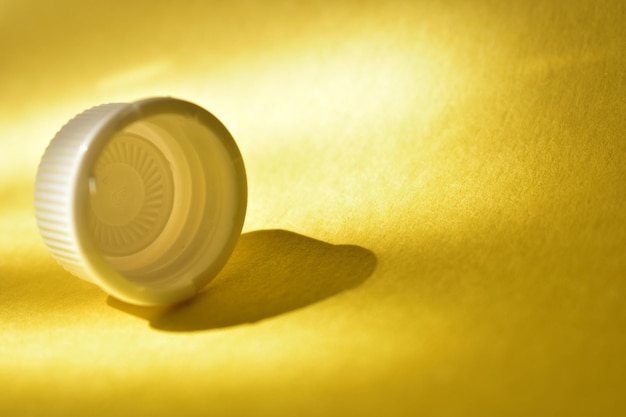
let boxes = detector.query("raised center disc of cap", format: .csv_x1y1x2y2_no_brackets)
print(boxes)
91,163,145,225
88,132,174,257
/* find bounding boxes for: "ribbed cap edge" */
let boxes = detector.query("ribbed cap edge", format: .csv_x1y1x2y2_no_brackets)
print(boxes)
34,103,126,282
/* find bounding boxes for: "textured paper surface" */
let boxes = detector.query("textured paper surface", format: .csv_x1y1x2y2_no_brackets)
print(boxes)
1,1,625,415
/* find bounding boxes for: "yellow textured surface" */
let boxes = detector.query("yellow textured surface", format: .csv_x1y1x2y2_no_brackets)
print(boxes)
1,1,625,415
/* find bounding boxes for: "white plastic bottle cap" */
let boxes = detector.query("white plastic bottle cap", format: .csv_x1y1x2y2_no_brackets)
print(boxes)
34,97,247,306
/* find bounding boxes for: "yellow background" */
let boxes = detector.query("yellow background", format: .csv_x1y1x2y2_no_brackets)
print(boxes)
1,0,625,415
